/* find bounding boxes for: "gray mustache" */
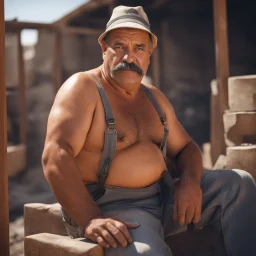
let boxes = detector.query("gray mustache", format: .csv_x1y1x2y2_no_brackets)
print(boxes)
111,62,144,77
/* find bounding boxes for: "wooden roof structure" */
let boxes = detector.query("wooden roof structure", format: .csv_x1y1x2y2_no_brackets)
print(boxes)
0,0,229,254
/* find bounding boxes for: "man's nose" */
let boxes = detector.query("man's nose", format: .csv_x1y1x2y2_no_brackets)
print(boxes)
122,48,135,63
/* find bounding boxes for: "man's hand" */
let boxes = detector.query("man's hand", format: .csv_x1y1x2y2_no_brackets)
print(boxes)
85,217,139,248
173,179,202,226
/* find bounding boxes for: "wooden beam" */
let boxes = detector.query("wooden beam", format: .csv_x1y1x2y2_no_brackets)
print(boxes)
152,46,160,89
54,0,112,26
53,31,62,93
160,20,169,92
18,31,26,146
0,0,10,254
211,0,229,162
5,20,56,32
213,0,229,110
61,26,102,36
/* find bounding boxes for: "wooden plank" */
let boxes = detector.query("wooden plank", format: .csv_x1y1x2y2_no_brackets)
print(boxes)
160,20,169,92
211,0,229,163
18,31,27,146
0,0,10,254
61,26,102,36
152,46,160,89
213,0,229,110
54,0,112,26
5,20,56,32
53,31,62,93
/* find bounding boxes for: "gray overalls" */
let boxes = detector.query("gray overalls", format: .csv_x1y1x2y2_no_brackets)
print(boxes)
62,73,256,256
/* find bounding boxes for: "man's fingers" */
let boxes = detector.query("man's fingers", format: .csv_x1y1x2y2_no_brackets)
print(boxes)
113,220,133,247
98,227,118,248
94,233,110,248
106,222,128,247
123,221,140,229
185,205,194,224
192,204,202,224
177,201,186,226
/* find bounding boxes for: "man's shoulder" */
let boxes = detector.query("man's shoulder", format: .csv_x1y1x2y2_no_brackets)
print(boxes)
142,83,174,113
142,83,166,101
62,70,98,91
57,70,100,101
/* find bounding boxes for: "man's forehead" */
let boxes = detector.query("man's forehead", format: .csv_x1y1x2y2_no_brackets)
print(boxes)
108,28,149,41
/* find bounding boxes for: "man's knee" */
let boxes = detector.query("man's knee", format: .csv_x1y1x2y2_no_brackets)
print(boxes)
221,169,255,188
204,169,255,196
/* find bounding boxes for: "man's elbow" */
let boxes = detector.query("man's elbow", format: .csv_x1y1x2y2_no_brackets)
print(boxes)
41,142,65,179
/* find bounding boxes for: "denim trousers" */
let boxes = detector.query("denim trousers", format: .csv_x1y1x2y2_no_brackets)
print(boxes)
62,169,256,256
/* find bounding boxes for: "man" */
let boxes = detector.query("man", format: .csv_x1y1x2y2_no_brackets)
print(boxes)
42,5,256,256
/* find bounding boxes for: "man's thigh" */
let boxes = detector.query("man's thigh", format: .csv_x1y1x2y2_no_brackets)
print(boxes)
103,208,172,256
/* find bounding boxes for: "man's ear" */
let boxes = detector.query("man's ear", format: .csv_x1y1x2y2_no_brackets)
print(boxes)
101,42,108,60
149,47,154,57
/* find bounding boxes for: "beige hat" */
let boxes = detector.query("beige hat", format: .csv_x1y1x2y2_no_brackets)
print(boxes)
98,5,157,48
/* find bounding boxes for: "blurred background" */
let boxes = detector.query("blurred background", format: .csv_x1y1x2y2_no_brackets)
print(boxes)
4,0,256,255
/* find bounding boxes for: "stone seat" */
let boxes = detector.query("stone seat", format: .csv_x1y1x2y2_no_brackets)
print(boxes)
24,203,215,256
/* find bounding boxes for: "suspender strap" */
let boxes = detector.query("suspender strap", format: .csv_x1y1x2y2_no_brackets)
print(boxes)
142,85,169,159
88,73,117,199
89,73,115,126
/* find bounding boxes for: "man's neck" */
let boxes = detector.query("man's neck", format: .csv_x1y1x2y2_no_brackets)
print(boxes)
99,66,142,99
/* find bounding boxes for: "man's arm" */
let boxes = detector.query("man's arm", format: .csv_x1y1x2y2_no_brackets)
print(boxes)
42,72,138,248
42,73,102,229
149,86,203,226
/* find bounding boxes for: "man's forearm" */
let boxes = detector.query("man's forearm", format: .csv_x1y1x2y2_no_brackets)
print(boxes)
174,140,203,184
42,145,102,230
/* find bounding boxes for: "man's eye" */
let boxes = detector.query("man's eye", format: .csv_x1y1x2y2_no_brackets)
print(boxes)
114,46,124,50
137,47,144,51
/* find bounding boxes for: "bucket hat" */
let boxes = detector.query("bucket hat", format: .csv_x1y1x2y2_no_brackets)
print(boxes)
98,5,157,48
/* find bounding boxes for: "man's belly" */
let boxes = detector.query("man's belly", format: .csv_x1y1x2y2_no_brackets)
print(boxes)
76,141,167,188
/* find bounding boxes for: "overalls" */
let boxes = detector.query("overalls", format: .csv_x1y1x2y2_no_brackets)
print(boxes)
62,73,256,256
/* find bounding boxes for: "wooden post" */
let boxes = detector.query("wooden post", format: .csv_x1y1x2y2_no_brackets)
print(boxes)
53,30,62,93
0,0,10,254
18,30,26,145
152,46,160,88
160,20,169,92
211,0,229,163
213,0,229,111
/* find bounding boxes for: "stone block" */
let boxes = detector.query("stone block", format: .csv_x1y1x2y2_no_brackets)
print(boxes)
213,155,227,170
228,75,256,111
223,111,256,146
24,203,67,237
7,144,26,177
226,145,256,180
202,142,213,169
24,233,103,256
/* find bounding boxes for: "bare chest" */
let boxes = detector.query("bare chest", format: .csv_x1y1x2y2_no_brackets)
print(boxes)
86,95,165,150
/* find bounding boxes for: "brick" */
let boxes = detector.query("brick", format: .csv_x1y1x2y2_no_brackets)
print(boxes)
228,75,256,111
223,111,256,146
24,233,103,256
24,203,67,237
226,145,256,181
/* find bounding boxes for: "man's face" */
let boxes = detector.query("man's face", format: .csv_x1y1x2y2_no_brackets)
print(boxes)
101,28,153,85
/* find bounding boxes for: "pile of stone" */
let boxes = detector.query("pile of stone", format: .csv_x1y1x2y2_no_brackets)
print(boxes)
215,75,256,180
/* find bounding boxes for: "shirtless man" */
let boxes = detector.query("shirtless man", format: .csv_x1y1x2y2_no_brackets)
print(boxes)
42,5,256,256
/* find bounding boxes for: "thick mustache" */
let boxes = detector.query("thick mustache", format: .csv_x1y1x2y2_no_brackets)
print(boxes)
111,62,144,77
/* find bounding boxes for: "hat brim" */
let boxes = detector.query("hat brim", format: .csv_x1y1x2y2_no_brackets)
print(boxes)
98,22,157,49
